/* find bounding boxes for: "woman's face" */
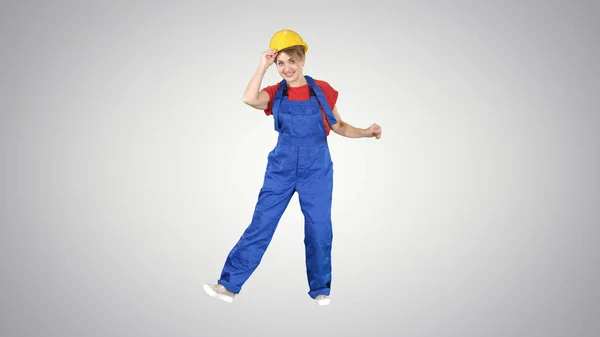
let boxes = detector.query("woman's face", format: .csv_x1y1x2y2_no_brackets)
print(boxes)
276,51,304,83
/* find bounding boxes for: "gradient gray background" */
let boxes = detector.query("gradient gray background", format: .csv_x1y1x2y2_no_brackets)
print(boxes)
1,0,598,336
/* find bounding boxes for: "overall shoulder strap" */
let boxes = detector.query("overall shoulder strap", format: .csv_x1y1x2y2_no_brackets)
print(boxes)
305,75,338,127
272,79,287,131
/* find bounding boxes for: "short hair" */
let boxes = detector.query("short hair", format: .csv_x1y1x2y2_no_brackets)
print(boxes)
275,45,305,63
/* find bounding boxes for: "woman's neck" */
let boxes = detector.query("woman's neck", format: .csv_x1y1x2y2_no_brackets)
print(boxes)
287,75,307,88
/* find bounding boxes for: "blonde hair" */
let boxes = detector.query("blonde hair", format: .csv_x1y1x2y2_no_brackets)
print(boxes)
275,45,305,62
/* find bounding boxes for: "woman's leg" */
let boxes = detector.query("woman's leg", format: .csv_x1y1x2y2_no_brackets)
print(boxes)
297,145,334,299
217,146,297,293
218,184,295,293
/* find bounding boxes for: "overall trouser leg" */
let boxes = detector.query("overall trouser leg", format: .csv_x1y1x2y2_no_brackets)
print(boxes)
218,147,296,293
297,144,334,299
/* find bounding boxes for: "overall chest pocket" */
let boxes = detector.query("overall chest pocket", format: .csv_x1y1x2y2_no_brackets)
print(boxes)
279,103,322,134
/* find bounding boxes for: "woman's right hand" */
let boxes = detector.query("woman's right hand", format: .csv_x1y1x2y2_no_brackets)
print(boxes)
260,49,278,70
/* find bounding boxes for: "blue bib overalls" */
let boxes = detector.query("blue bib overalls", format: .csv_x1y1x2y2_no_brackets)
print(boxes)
217,75,338,299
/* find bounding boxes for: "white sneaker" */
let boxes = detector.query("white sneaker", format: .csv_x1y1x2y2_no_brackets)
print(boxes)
203,283,235,303
315,295,330,306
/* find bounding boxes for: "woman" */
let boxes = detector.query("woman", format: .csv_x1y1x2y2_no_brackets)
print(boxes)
203,29,381,306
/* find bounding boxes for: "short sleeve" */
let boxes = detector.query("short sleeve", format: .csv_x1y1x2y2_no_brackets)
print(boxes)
261,83,280,116
316,80,338,111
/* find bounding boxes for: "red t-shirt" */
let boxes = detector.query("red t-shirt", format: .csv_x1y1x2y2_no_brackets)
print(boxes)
261,79,338,136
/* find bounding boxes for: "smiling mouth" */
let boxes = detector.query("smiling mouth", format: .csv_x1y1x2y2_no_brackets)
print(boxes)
284,71,294,77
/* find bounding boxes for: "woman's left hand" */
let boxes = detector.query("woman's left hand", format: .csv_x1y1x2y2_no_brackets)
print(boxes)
365,123,382,139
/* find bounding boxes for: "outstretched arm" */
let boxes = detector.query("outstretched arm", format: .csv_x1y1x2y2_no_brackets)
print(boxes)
329,106,382,139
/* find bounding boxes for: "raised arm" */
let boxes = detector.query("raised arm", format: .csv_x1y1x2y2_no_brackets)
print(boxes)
242,49,277,110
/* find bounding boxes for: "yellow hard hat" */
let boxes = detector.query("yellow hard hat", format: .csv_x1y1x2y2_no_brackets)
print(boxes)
269,29,308,54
